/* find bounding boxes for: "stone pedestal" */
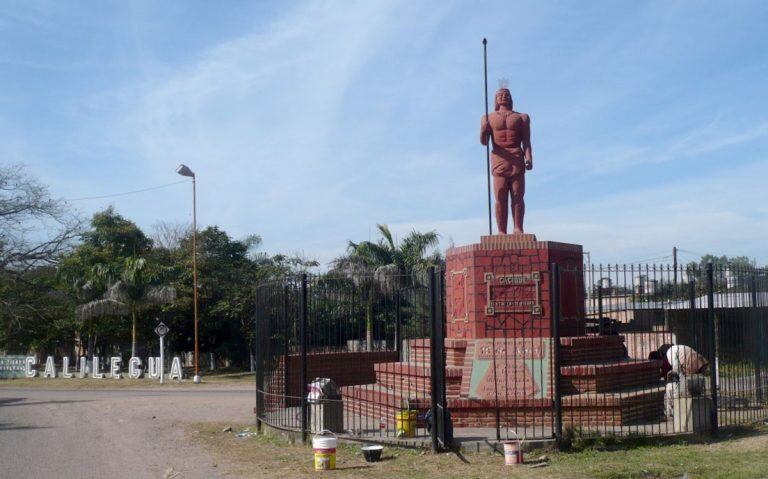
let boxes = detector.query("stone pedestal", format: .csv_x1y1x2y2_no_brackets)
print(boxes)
310,401,344,433
673,396,712,434
341,235,666,430
445,235,585,339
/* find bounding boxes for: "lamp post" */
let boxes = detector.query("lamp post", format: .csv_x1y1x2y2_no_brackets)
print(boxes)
176,164,201,384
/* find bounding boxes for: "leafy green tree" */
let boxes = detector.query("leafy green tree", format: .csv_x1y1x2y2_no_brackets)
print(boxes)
76,257,175,358
59,208,161,357
332,224,441,350
160,226,317,367
0,266,77,356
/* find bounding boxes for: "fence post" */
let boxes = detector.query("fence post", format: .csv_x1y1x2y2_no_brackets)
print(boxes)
395,290,402,360
751,275,763,403
300,274,309,444
597,284,604,335
283,285,290,403
428,266,439,453
706,262,719,436
689,278,697,351
254,288,264,434
551,263,563,443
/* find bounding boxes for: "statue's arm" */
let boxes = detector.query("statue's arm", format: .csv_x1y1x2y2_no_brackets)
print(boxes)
480,114,491,146
522,114,533,170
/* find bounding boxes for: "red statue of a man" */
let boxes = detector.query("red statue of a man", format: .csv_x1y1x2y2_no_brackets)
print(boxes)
480,84,533,234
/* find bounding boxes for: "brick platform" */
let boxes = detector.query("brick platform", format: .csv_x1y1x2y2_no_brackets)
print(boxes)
341,336,665,428
340,235,664,430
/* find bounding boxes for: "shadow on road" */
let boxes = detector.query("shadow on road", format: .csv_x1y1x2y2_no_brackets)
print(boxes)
0,422,52,431
0,397,93,407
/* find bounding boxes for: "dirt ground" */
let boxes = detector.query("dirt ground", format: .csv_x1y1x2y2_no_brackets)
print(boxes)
4,377,767,479
0,386,254,478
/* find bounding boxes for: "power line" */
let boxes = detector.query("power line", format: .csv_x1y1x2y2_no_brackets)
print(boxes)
64,179,190,202
677,248,709,258
620,254,673,265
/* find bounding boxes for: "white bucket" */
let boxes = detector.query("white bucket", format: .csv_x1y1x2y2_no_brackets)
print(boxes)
312,431,338,471
503,441,521,465
503,430,524,466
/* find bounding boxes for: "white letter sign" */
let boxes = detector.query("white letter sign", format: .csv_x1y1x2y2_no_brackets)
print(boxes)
43,356,56,378
92,356,104,379
169,357,183,380
147,357,161,379
79,356,87,378
62,357,73,379
25,356,37,378
128,357,142,379
110,357,121,379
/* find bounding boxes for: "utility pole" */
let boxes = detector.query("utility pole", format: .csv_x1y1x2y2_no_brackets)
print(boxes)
584,251,592,303
673,246,678,286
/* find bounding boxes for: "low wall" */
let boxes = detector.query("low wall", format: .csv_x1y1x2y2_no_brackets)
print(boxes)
276,350,399,400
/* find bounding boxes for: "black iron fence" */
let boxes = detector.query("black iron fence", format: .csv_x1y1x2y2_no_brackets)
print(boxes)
254,263,768,448
579,263,768,437
254,269,449,450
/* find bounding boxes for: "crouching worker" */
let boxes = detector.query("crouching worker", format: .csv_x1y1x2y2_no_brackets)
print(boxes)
649,344,709,417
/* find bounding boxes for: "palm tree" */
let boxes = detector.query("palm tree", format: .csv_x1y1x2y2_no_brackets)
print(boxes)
76,257,175,358
333,224,441,350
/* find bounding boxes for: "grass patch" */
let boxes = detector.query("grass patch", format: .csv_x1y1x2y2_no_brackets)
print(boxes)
188,422,768,479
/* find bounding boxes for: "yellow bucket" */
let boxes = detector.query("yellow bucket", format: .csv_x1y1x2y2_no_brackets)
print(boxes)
312,431,337,471
395,410,417,437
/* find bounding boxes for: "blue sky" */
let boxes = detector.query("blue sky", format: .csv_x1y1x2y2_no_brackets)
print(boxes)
2,1,767,268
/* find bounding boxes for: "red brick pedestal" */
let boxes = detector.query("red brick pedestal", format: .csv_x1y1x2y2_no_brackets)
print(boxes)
341,235,665,431
445,234,584,339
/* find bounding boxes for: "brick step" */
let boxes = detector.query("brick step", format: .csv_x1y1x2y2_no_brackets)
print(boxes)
344,398,428,427
562,385,666,406
562,386,666,426
342,383,665,428
410,336,629,366
341,384,430,426
560,359,663,394
375,362,463,396
560,335,627,365
341,384,431,409
407,339,468,367
406,338,469,349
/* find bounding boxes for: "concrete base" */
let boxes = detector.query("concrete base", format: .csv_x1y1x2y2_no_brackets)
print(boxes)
310,401,344,433
193,375,201,384
673,396,712,434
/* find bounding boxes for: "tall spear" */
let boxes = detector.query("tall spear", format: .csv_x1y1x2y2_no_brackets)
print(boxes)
483,38,492,235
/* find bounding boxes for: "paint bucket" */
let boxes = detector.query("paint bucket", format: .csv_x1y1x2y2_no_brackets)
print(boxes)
362,444,384,462
312,430,337,471
395,410,417,437
503,430,524,465
503,440,522,465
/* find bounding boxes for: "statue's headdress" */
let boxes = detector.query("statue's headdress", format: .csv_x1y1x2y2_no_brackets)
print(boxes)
494,78,512,111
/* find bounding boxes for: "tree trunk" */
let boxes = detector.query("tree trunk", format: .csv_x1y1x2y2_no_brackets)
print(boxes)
366,303,373,352
131,306,137,358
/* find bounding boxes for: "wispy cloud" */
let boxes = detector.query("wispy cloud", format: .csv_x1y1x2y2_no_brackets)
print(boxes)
586,121,768,175
3,1,767,269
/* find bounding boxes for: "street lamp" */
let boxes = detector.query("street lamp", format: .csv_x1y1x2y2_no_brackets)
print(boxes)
176,164,201,384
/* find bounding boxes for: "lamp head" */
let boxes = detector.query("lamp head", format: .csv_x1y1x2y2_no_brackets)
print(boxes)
176,164,195,178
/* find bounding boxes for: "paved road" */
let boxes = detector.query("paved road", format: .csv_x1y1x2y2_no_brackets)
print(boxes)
0,388,254,479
